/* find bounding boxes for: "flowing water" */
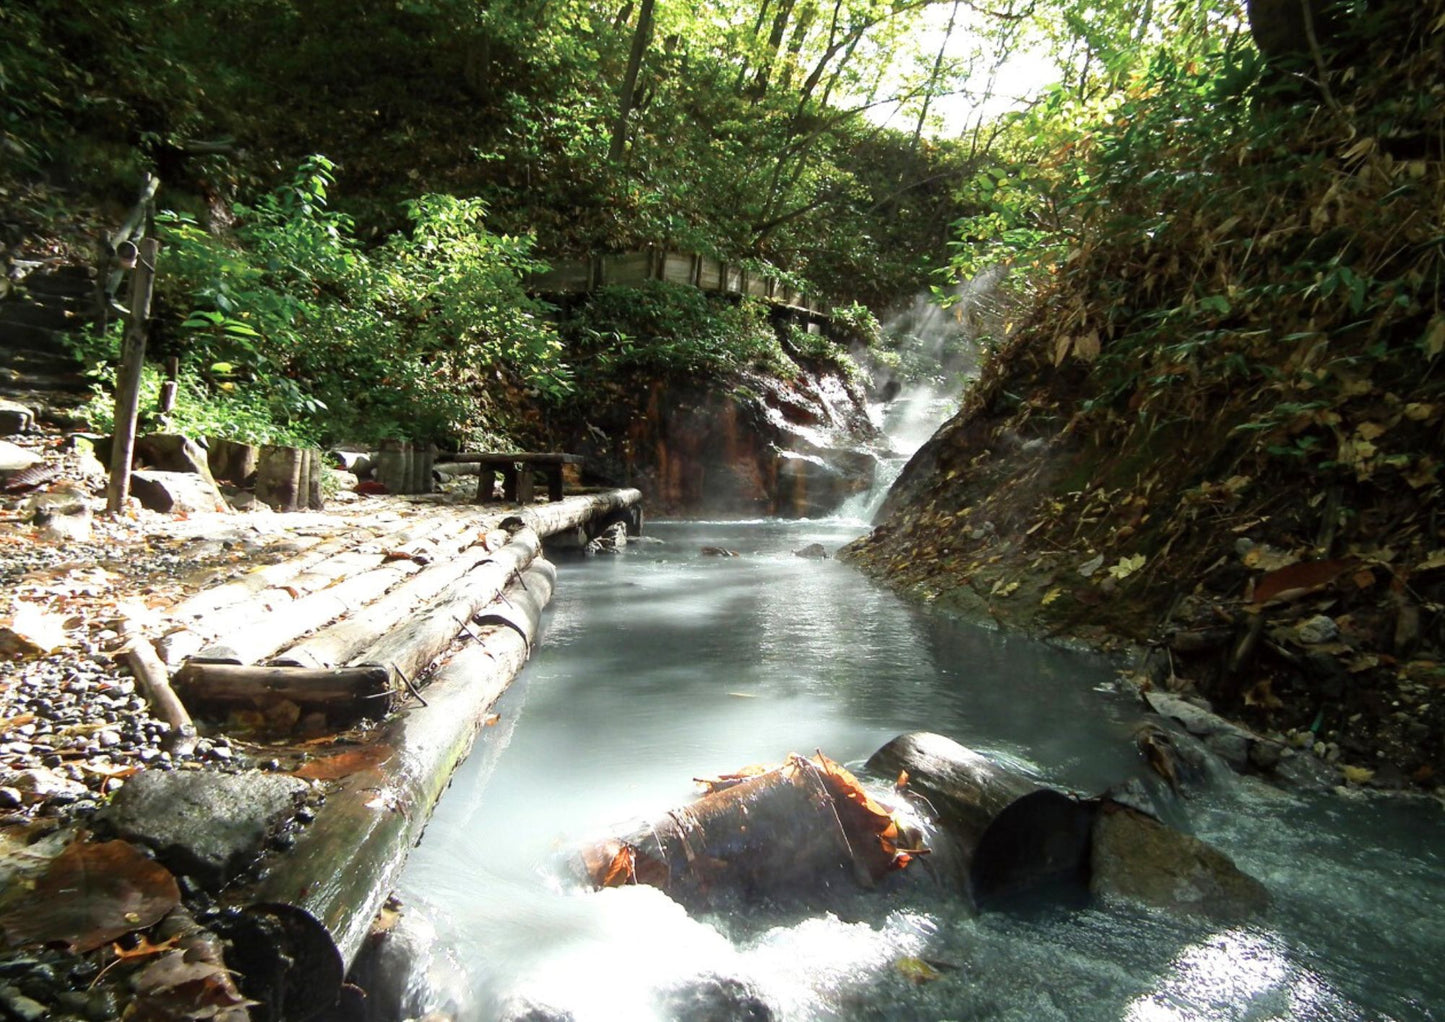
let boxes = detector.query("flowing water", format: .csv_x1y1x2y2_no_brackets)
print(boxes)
396,519,1445,1022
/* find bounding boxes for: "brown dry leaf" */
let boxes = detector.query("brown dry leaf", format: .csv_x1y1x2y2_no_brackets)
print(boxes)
808,753,920,873
291,745,392,781
694,763,775,794
0,840,180,952
1244,679,1285,709
126,948,255,1022
1251,559,1355,605
110,934,182,962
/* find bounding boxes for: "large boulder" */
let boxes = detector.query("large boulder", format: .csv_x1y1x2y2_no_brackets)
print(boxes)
129,469,229,514
134,433,218,485
0,399,35,435
0,440,41,476
1090,801,1270,924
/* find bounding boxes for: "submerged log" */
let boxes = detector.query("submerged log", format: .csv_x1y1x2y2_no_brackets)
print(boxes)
866,732,1097,909
870,732,1270,922
172,663,394,723
242,562,556,968
579,754,919,909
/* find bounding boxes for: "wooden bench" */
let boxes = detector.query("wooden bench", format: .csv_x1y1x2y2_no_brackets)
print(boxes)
435,451,583,503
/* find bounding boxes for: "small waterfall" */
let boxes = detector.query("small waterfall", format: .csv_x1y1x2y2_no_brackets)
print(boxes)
839,268,1005,522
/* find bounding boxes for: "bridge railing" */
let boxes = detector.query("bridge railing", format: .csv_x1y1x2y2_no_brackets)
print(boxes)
529,248,831,317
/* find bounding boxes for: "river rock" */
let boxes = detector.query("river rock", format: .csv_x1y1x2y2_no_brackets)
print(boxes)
793,543,828,559
1090,801,1269,924
1144,691,1262,774
0,440,41,476
0,400,35,435
133,434,217,483
129,469,229,514
584,520,628,556
99,769,308,888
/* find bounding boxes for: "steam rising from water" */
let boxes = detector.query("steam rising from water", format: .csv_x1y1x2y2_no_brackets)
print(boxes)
842,269,1007,523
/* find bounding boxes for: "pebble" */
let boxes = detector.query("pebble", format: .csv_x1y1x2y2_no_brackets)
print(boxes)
0,985,48,1022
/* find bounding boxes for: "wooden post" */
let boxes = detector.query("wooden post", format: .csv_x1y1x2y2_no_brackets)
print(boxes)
107,236,160,513
157,355,179,415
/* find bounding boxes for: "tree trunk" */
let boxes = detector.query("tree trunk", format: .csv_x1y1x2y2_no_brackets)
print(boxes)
608,0,656,163
107,236,160,513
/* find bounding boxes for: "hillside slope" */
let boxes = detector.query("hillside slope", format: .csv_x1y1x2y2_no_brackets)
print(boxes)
845,2,1445,789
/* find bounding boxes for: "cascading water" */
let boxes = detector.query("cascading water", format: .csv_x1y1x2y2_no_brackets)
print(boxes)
841,270,1005,522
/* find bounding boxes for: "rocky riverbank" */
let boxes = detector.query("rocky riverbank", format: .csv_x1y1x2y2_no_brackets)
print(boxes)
0,427,618,1021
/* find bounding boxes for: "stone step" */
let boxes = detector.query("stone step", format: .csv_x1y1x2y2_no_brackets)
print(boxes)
0,299,91,332
0,321,79,355
0,345,87,374
0,368,94,395
14,265,99,297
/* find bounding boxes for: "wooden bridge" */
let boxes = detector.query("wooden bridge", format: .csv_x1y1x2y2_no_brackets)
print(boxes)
529,248,832,320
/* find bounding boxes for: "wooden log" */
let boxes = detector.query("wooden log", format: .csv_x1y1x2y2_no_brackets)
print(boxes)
188,558,427,666
348,534,546,687
159,512,496,666
162,511,468,636
173,663,394,722
515,488,642,538
120,638,198,756
241,563,554,969
578,754,913,909
271,533,525,669
866,732,1097,909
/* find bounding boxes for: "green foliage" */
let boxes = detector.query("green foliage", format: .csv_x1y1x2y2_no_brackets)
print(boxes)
949,0,1445,497
567,281,789,380
150,157,568,445
79,361,317,447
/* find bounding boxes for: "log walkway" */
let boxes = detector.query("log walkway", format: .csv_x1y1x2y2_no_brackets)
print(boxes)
122,488,643,990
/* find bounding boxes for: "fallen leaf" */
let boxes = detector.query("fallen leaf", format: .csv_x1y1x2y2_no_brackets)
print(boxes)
0,840,180,952
896,956,942,984
291,745,391,781
1251,559,1355,605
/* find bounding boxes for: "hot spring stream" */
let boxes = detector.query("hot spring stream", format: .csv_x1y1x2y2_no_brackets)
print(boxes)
395,519,1444,1021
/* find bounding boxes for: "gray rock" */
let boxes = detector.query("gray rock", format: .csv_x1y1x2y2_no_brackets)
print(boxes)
0,440,41,475
1295,614,1339,644
793,543,828,559
1090,802,1270,924
100,769,308,888
134,434,218,485
0,399,35,435
584,521,629,556
129,469,229,514
0,985,49,1022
